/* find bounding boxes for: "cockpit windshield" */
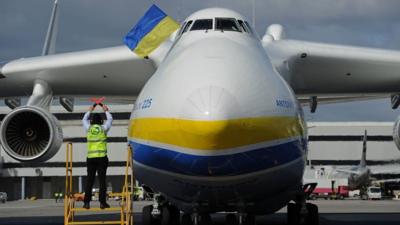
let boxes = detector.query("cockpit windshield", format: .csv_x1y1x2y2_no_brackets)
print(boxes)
215,18,241,32
191,19,213,31
177,17,257,39
181,20,193,34
244,21,255,35
238,20,249,33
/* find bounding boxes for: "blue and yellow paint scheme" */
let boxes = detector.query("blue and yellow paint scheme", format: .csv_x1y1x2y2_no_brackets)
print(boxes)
126,7,308,215
129,116,305,176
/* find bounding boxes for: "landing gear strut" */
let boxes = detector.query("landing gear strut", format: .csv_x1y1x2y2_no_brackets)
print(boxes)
181,213,192,225
287,202,318,225
287,183,319,225
224,212,256,225
142,205,155,225
142,194,180,225
143,198,258,225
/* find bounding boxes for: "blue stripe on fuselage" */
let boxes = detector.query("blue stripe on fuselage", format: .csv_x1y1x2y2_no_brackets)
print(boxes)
129,140,305,176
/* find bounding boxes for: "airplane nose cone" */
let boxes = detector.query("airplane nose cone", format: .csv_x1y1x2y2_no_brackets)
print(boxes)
180,86,242,121
179,86,242,149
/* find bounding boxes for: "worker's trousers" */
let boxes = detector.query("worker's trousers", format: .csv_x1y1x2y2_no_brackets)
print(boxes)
84,156,108,204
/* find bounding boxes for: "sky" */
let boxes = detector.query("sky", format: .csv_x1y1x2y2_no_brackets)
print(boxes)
1,0,400,121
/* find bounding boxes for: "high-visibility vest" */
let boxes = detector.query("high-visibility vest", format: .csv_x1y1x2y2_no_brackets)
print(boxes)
87,124,107,158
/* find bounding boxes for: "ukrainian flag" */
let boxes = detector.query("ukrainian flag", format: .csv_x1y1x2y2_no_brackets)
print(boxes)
124,5,180,58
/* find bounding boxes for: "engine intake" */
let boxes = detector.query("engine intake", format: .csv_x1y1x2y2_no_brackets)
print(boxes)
0,106,63,162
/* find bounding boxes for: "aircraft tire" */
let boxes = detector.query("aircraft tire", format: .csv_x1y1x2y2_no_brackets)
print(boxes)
143,205,155,225
226,213,237,225
244,214,256,225
305,203,319,225
199,214,211,225
287,203,300,225
181,213,192,225
168,205,180,225
161,206,171,225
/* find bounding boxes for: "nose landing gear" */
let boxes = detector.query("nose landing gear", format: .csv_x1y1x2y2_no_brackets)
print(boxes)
142,194,180,225
179,212,212,225
287,202,318,225
224,212,256,225
287,183,319,225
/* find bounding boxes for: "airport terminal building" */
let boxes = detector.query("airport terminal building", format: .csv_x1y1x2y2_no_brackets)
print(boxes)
0,105,400,200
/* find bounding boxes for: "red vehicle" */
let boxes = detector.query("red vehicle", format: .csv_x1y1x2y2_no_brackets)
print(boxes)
309,185,349,200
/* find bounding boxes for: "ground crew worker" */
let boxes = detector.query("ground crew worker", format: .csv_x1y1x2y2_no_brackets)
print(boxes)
137,186,144,201
59,192,63,203
54,192,59,203
82,103,113,209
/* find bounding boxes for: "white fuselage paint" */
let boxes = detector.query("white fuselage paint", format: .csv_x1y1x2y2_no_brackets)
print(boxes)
128,8,307,214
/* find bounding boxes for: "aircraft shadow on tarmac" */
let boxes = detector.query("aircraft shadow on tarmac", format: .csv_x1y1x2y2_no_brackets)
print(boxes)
1,213,400,225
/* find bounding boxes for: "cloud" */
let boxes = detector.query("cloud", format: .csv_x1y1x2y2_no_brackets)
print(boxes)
2,0,400,55
1,0,400,121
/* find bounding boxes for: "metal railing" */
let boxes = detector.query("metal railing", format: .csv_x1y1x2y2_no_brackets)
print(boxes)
64,143,134,225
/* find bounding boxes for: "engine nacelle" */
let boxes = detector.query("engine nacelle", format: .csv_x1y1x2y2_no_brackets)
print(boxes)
393,116,400,150
0,106,63,162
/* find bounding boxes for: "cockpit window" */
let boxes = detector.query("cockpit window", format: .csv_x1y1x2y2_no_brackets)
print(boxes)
191,19,213,31
215,18,241,32
182,20,193,34
237,20,249,33
244,21,255,35
177,22,187,36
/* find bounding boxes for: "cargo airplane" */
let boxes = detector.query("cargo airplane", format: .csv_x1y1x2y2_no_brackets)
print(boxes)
331,130,370,190
305,130,371,198
2,2,400,225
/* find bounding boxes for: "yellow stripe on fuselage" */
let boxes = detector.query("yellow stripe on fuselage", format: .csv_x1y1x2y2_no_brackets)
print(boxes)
134,16,180,57
129,116,304,150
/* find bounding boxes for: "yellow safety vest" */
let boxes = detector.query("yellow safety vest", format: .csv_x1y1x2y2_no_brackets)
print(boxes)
87,124,107,158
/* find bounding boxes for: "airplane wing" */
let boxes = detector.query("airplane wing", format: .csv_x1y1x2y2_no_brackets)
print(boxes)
0,45,158,99
265,39,400,100
0,44,162,162
334,168,364,175
0,3,181,163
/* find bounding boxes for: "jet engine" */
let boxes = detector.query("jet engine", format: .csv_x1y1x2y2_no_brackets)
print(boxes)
393,116,400,150
0,106,63,162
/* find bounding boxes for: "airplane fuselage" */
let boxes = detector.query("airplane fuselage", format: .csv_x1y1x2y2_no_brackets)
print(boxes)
128,9,307,214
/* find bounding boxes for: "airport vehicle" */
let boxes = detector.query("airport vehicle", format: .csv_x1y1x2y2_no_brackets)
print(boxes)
363,186,382,200
310,186,349,200
3,2,400,225
308,179,350,200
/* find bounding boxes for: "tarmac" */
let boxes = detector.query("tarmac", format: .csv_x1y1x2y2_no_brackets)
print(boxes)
0,199,399,225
